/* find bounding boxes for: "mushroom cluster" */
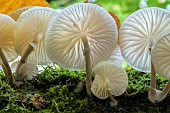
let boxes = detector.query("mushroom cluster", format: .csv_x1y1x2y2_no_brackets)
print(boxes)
45,3,119,96
0,0,129,106
44,2,129,106
0,0,55,84
2,0,170,106
11,0,170,107
120,7,170,103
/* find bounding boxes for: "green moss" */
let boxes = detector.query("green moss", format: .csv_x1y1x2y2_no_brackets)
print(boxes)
0,66,170,112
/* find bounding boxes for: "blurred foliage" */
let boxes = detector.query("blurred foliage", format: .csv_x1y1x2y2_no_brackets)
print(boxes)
47,0,170,23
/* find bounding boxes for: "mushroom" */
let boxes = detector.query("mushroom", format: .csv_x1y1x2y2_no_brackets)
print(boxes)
91,61,128,106
19,62,38,80
120,8,170,103
0,14,17,84
108,45,124,66
45,3,118,95
14,7,59,80
0,0,50,14
9,6,33,21
150,33,170,103
10,56,50,75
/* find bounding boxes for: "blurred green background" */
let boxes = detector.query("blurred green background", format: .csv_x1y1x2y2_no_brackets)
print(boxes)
47,0,170,23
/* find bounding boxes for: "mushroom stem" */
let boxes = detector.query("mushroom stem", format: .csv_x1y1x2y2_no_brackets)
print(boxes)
107,90,117,107
0,48,15,84
149,48,156,96
162,79,170,97
82,35,92,96
15,44,34,80
15,34,43,80
149,61,156,95
148,60,170,103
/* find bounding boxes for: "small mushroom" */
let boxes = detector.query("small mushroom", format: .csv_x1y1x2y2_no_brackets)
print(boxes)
0,14,17,84
120,7,170,103
91,61,128,106
9,6,33,21
0,0,50,14
14,7,59,80
10,56,50,74
150,34,170,103
45,3,118,95
19,62,38,80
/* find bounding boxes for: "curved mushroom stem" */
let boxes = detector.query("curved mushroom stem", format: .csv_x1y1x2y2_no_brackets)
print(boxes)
148,64,170,103
107,90,117,107
82,35,92,96
148,82,170,103
0,48,15,85
15,45,34,80
15,34,43,81
162,79,170,96
148,49,170,103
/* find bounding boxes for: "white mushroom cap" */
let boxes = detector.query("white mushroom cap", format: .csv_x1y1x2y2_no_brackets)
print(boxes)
14,7,59,65
0,14,17,65
120,8,170,72
10,56,51,74
152,34,170,79
45,3,118,70
19,62,38,80
9,6,33,21
108,45,124,66
91,61,128,99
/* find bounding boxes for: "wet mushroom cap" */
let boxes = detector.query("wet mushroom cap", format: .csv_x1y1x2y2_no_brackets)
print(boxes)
9,6,33,21
91,61,128,99
14,7,59,65
152,34,170,79
0,14,17,64
45,3,118,70
120,8,170,72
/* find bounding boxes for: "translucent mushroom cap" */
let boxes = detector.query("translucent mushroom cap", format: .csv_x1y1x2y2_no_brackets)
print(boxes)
14,7,59,65
45,3,118,70
19,63,38,80
152,34,170,79
120,8,170,72
9,6,33,21
0,14,17,65
91,61,128,99
108,45,124,66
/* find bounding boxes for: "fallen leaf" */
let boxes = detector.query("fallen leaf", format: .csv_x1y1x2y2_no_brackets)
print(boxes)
0,0,50,14
109,12,121,45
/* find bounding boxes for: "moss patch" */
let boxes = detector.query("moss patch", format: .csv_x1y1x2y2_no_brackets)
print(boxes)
0,66,170,113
